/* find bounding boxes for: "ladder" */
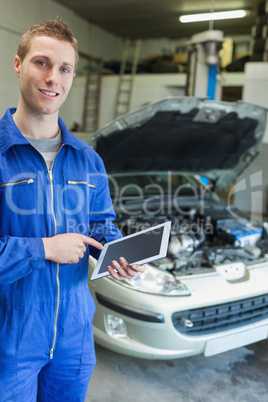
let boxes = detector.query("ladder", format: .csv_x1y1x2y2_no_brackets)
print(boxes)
114,39,142,119
82,57,103,133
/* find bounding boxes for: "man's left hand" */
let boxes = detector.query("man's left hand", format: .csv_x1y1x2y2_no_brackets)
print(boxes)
107,257,146,280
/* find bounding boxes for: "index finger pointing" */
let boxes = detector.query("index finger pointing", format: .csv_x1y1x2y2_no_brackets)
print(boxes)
80,235,104,250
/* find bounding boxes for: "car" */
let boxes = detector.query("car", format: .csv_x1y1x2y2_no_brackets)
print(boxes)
87,96,268,360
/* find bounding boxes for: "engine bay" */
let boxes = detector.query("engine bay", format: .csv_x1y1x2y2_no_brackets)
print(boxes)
115,202,268,276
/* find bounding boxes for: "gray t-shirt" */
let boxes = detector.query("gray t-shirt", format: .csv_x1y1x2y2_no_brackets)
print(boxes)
24,131,62,170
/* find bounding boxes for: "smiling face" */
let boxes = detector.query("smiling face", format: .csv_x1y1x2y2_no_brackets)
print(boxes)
14,36,76,119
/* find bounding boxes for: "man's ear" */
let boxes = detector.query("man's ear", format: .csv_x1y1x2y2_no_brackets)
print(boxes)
14,55,21,78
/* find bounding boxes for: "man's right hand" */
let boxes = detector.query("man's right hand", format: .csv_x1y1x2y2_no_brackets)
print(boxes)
42,233,103,264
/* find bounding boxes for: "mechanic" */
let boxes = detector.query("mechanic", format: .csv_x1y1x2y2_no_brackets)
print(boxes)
0,17,144,401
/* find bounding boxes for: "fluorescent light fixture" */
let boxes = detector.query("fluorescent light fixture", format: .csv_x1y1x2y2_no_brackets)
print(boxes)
179,9,248,23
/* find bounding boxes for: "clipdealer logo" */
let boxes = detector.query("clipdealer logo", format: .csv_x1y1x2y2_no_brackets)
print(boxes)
227,170,263,225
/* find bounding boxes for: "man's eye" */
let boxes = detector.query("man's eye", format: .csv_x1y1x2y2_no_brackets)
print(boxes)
61,67,70,73
37,61,47,67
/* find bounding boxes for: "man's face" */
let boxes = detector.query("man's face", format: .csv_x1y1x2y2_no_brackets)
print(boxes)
14,36,76,118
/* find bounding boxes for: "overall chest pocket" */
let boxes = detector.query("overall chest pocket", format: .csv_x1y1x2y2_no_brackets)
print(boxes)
62,175,98,234
0,170,38,217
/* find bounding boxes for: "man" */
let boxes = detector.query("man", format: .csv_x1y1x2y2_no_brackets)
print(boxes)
0,17,144,401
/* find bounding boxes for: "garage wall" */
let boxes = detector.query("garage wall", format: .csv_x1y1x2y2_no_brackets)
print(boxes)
60,74,186,130
0,0,123,116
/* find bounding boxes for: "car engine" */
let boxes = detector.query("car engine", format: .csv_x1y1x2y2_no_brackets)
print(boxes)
115,204,267,276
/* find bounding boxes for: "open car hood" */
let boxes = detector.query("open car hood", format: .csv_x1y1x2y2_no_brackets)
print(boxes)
87,97,267,190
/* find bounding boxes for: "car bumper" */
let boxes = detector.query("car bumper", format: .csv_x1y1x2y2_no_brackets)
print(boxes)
88,260,268,360
92,323,268,360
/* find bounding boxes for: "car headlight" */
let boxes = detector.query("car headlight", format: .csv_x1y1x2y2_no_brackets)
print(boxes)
110,264,191,296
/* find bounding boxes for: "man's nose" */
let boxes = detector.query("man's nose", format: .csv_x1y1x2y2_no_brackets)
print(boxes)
45,67,59,85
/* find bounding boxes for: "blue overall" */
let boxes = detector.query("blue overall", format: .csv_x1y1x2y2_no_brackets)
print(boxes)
0,109,122,401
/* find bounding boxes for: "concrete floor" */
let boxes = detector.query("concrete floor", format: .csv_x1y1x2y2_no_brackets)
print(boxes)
86,340,268,402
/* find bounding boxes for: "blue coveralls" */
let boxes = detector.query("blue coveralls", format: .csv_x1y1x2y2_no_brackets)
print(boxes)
0,109,122,401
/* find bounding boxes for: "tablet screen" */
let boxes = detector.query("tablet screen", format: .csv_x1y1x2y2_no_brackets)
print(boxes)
98,225,164,275
90,221,171,280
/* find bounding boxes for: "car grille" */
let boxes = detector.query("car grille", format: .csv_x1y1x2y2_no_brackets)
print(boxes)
172,294,268,336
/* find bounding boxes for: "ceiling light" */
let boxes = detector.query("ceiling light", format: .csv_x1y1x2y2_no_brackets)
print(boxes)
179,10,248,23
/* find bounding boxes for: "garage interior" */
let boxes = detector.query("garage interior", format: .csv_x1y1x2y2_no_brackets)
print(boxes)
1,0,268,401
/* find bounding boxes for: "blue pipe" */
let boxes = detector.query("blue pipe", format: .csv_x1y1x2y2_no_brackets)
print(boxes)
207,65,218,100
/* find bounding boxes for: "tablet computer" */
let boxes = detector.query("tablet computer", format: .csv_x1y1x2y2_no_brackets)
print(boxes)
90,221,171,281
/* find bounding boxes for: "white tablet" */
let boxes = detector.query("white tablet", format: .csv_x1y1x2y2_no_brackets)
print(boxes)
90,221,171,281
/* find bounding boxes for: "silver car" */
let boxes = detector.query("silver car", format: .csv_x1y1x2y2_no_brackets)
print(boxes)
87,97,268,359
